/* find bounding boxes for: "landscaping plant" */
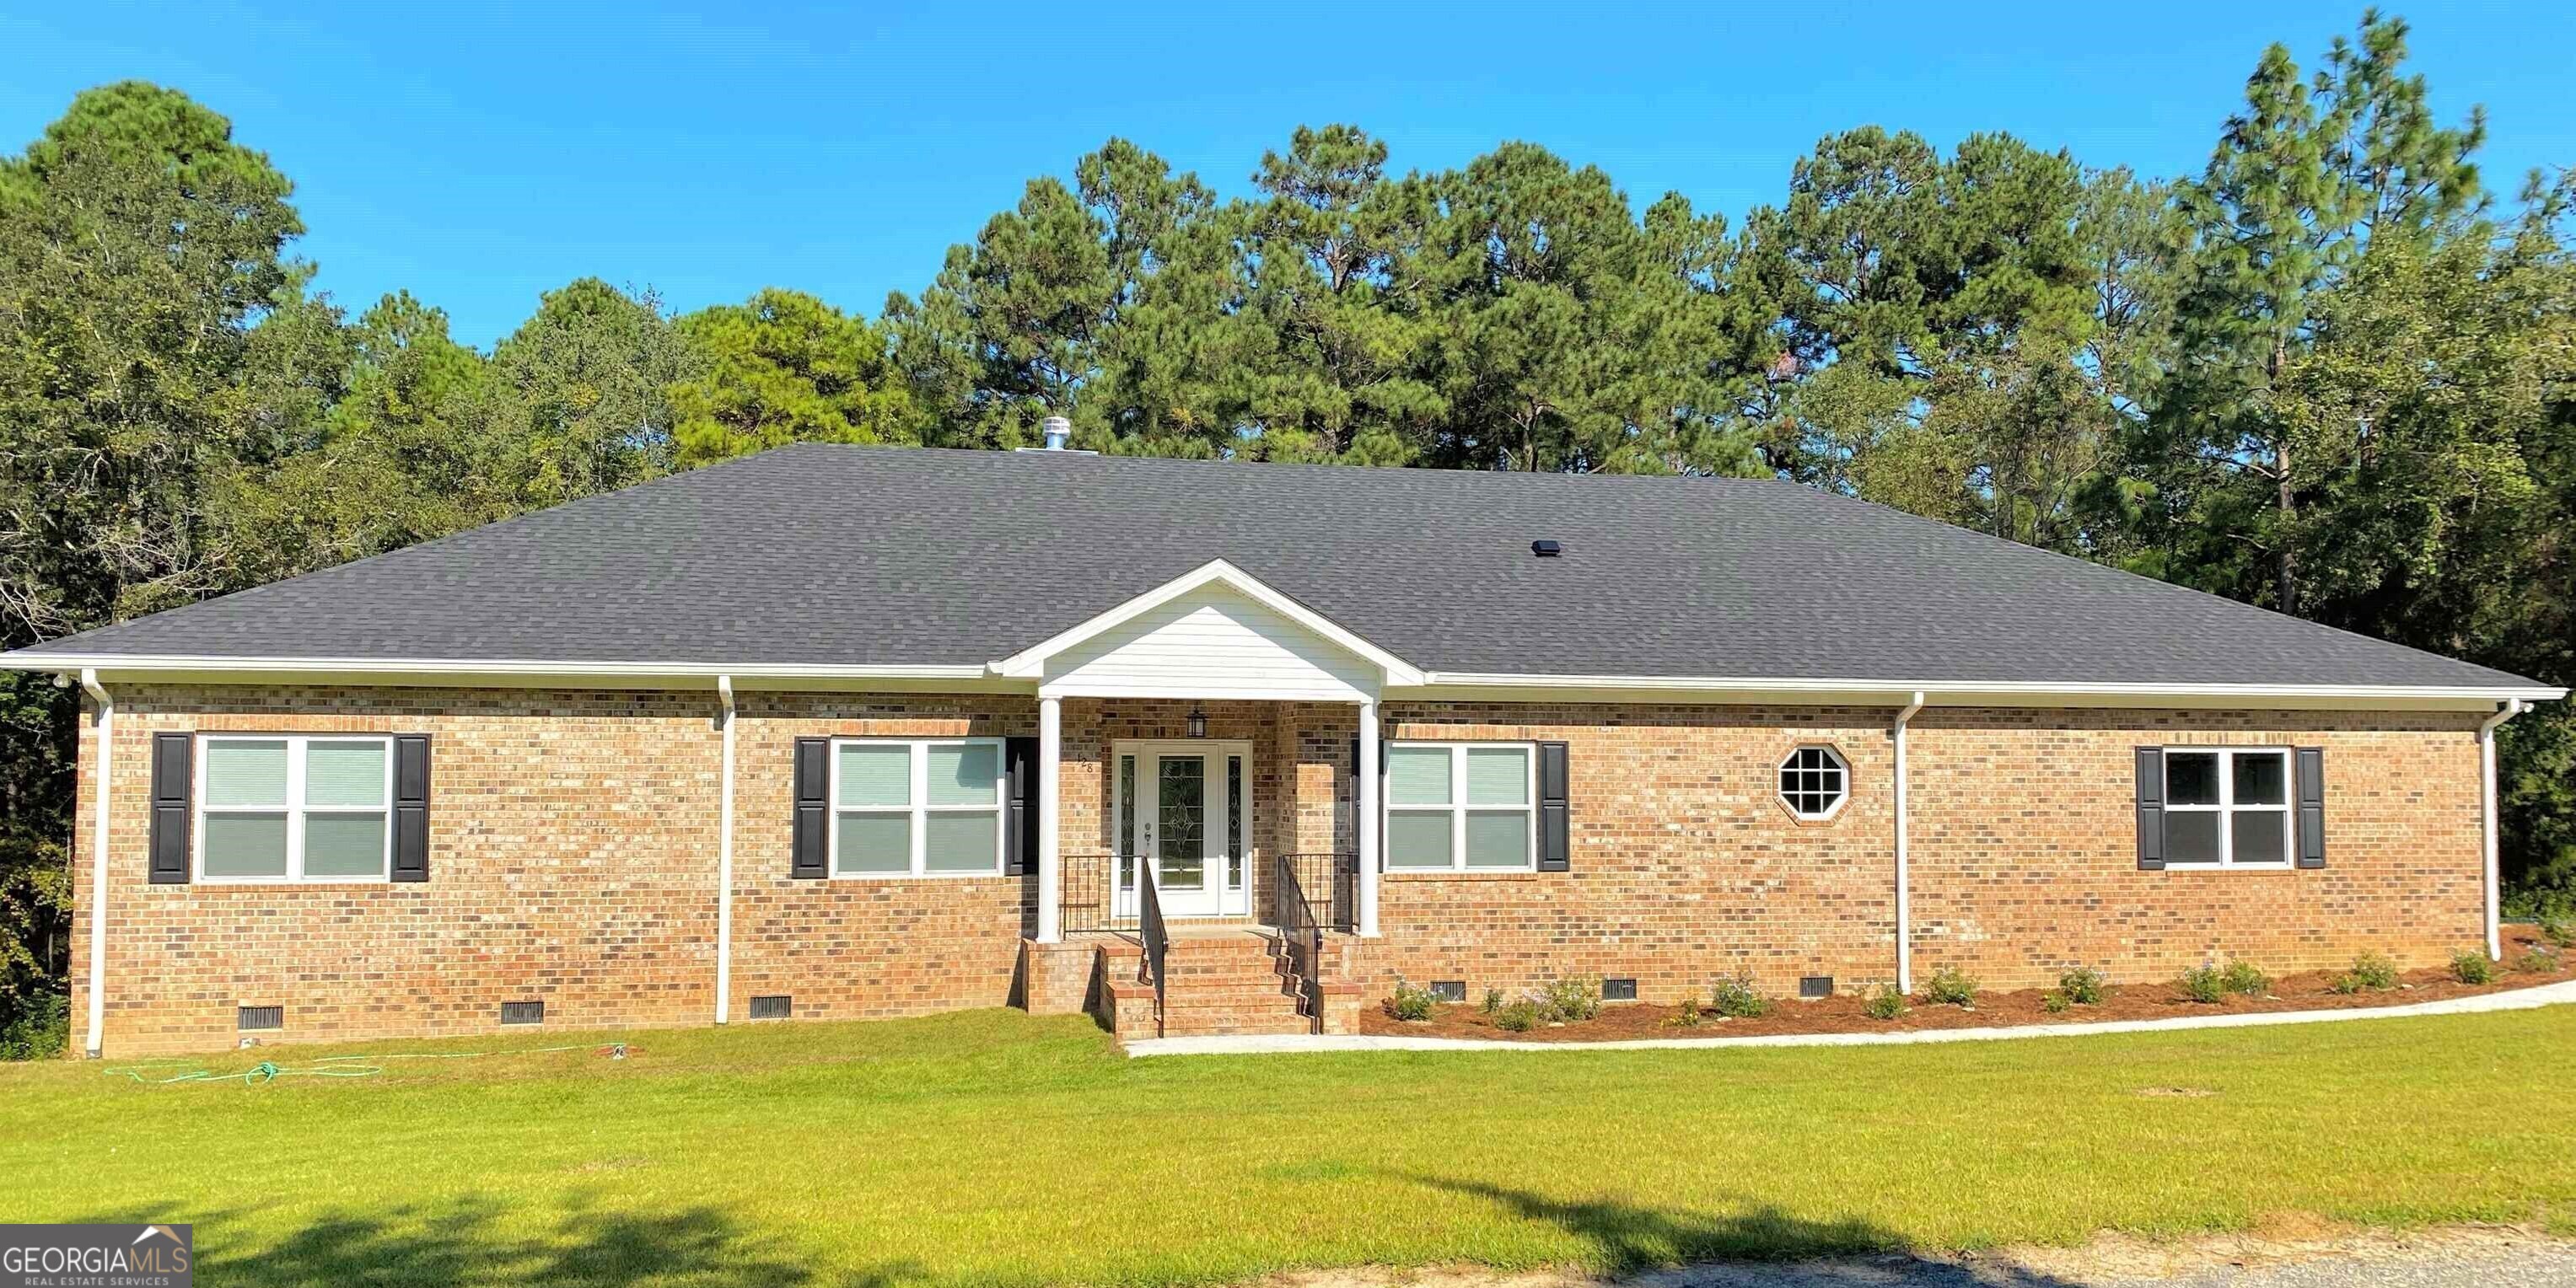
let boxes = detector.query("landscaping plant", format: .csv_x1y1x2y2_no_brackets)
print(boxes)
1863,984,1908,1020
2178,964,2228,1003
1480,988,1505,1015
2511,947,2559,974
2341,953,2401,992
1535,975,1600,1022
2219,959,2269,996
1388,978,1438,1022
1923,966,1978,1008
2541,913,2574,948
2041,992,2070,1014
2452,952,2495,985
1708,973,1769,1019
2057,967,2105,1006
1665,995,1702,1028
1491,1000,1541,1033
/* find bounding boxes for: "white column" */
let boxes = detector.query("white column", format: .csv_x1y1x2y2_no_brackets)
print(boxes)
713,675,736,1024
1357,699,1381,937
1037,694,1063,943
79,669,110,1059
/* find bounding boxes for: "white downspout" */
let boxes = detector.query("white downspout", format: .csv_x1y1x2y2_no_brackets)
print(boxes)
78,668,110,1058
1356,700,1381,937
1893,690,1925,995
2480,698,2526,961
1036,694,1062,943
714,674,736,1023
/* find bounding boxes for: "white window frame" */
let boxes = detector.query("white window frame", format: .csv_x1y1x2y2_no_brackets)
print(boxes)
1777,744,1851,821
1383,741,1537,873
195,733,395,884
2161,746,2294,869
826,737,1006,879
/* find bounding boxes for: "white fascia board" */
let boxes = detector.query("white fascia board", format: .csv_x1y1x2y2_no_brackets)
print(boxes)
0,653,1007,691
1406,672,2566,710
987,558,1426,687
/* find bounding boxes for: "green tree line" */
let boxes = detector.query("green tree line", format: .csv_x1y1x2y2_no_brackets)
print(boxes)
3,11,2572,1048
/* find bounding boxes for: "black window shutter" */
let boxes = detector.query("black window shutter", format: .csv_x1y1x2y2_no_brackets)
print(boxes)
392,735,431,883
1536,740,1570,872
791,738,828,879
1003,736,1038,876
2294,746,2326,869
148,733,191,884
2134,747,2165,871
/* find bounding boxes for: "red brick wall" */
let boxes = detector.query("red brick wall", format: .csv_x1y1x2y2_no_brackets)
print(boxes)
1363,702,2489,1001
67,686,2490,1054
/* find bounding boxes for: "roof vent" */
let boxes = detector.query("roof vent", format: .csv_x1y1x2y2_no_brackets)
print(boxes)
1530,539,1562,558
1040,416,1072,450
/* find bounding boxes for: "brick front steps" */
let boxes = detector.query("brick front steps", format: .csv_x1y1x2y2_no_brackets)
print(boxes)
1018,926,1366,1041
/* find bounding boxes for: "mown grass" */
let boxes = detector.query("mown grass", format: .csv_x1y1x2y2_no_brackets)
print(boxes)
2,1006,2573,1286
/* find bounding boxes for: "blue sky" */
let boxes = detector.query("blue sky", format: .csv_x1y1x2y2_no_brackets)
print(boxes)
6,2,2568,349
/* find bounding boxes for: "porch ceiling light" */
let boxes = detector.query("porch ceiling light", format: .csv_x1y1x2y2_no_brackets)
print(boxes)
1186,705,1207,738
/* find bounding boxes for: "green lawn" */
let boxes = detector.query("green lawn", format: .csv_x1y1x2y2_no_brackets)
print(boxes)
3,1007,2573,1287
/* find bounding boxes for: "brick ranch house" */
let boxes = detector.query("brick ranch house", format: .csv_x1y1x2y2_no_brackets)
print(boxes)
7,443,2560,1056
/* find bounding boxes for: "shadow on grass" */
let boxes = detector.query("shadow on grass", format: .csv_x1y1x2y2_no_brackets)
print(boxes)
1403,1175,2084,1285
89,1195,925,1288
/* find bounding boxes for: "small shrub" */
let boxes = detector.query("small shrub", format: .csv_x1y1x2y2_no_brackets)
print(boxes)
2178,964,2228,1004
2511,947,2559,974
2219,960,2268,996
2041,991,2070,1014
1388,977,1438,1022
2452,952,2495,985
1709,973,1770,1019
2342,953,2400,992
0,994,68,1061
2057,967,2105,1006
1666,995,1702,1028
1863,985,1907,1021
1536,974,1601,1022
1492,1001,1541,1033
2541,914,2574,949
1923,965,1978,1008
1481,988,1505,1015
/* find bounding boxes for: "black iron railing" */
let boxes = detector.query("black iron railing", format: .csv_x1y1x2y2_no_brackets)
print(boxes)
1137,861,1170,1014
1277,853,1358,932
1271,853,1324,1021
1058,853,1143,935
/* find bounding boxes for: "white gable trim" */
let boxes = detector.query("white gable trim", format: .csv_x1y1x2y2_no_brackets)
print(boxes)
989,560,1424,688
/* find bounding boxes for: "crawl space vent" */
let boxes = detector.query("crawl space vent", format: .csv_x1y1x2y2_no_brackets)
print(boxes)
1600,978,1638,1001
498,1001,545,1026
1428,980,1467,1002
237,1006,282,1032
1799,975,1835,1000
749,995,793,1020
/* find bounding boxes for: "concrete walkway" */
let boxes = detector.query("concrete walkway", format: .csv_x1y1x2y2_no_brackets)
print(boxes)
1124,977,2576,1058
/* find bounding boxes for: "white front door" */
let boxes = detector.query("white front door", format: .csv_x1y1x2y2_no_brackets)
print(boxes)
1116,742,1250,919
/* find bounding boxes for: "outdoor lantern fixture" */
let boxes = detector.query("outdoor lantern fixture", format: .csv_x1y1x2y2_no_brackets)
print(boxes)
1186,705,1207,738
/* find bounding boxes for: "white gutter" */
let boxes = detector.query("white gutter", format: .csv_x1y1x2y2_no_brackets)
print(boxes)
714,674,736,1024
78,668,110,1058
2480,699,2528,960
1893,690,1925,994
1416,672,2565,705
0,654,987,681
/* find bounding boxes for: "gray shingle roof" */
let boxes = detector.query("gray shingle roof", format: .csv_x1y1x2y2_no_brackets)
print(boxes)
6,443,2546,692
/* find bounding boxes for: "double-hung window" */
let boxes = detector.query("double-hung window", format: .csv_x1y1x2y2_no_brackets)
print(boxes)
1385,742,1535,872
2161,748,2291,867
198,734,394,883
830,738,1004,877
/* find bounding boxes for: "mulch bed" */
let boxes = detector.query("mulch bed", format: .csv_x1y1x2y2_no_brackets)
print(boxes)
1358,924,2571,1043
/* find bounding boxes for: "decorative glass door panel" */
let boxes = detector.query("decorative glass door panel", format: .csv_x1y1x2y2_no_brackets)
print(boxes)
1114,743,1250,919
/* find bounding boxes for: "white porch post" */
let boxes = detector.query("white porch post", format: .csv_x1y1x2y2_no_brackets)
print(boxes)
1357,698,1381,936
1037,694,1063,943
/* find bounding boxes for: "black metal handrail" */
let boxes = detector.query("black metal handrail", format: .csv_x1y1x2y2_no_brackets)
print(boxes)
1271,853,1323,1020
1137,860,1170,1015
1277,853,1358,932
1058,853,1143,935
